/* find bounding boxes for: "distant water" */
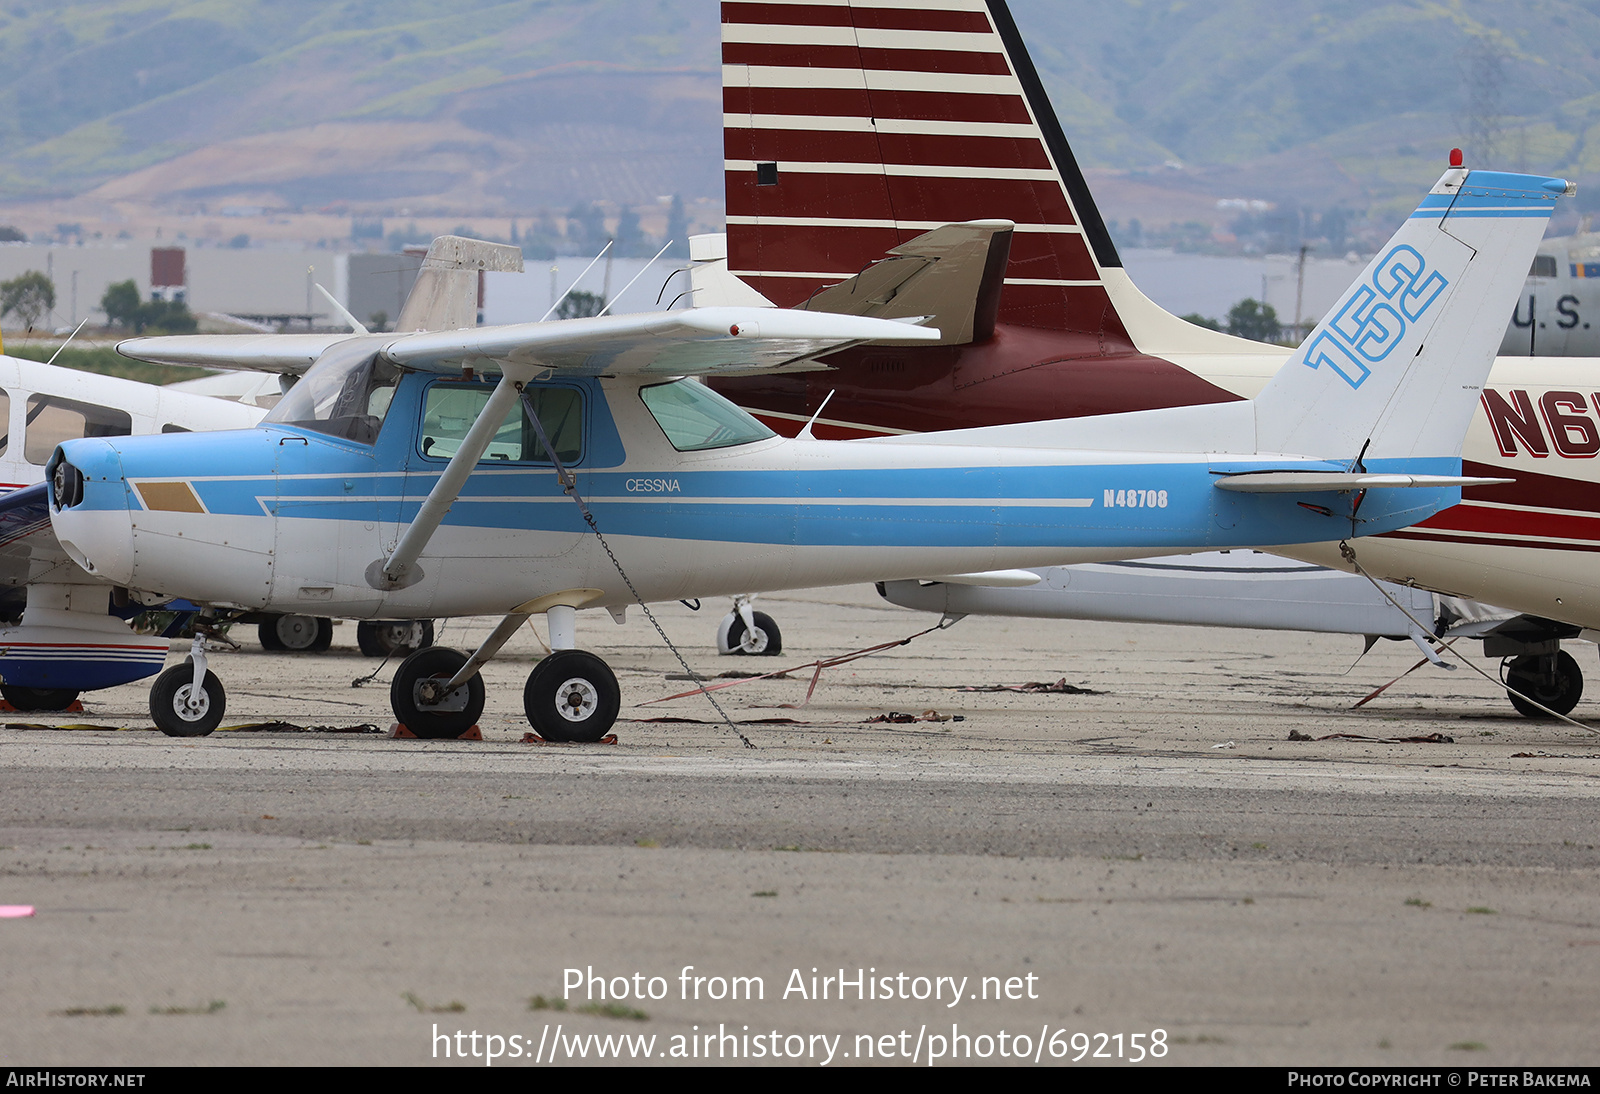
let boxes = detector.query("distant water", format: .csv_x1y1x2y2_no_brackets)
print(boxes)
481,248,1371,328
482,256,684,324
1120,248,1367,327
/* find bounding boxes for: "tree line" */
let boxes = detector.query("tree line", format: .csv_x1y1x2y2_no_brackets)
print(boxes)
0,272,196,333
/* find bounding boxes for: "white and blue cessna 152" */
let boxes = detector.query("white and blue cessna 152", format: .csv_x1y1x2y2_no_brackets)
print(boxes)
41,163,1569,740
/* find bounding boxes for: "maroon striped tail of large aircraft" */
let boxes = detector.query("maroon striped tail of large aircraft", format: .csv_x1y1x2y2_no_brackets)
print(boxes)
711,0,1269,438
704,0,1600,642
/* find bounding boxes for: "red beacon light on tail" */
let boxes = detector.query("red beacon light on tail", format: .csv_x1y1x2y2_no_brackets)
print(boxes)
1450,148,1464,168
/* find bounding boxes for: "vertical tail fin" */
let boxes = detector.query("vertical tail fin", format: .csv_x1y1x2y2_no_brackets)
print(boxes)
1254,167,1572,461
395,236,524,333
722,0,1123,336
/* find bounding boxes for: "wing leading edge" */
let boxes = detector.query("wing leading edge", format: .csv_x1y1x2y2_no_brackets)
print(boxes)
121,308,941,380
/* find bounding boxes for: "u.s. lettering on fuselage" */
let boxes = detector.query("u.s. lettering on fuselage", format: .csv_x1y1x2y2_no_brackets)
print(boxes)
1302,244,1449,389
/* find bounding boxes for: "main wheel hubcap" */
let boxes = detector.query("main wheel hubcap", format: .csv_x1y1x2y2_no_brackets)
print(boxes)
276,616,320,649
555,678,599,722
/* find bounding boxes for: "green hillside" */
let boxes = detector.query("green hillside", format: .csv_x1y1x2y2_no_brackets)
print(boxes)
1013,0,1600,209
0,0,718,201
0,1,1597,223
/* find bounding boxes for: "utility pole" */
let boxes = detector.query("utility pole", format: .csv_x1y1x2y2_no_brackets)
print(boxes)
1293,243,1310,345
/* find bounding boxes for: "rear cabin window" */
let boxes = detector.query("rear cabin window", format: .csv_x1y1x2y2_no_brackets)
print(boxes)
420,384,583,465
1531,254,1558,279
25,394,131,465
639,379,775,451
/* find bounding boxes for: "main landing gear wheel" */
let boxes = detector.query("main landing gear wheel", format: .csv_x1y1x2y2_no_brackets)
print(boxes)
356,619,435,658
0,686,79,712
390,647,484,739
722,610,782,656
524,650,620,743
259,614,333,652
1505,650,1583,718
149,663,226,737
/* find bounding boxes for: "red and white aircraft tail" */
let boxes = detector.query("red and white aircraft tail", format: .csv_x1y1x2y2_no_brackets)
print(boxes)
721,0,1257,358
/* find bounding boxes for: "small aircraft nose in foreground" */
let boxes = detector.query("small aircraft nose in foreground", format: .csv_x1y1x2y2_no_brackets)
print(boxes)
49,163,1568,740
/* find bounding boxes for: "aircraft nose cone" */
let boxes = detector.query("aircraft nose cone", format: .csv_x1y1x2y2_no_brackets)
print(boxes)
48,439,135,583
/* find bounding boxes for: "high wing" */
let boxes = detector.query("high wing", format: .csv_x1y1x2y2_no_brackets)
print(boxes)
383,307,939,376
119,332,353,374
122,307,941,380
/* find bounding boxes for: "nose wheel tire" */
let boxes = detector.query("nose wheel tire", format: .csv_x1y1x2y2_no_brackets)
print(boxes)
259,615,333,652
390,647,485,739
150,663,226,737
524,650,620,742
357,619,435,658
722,610,782,656
1,686,80,712
1505,650,1582,718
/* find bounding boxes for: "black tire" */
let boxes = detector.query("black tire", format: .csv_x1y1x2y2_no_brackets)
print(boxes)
257,618,283,651
725,610,782,656
356,619,435,658
524,650,620,743
1,686,79,712
149,663,225,737
1506,651,1583,718
390,647,484,739
259,615,333,653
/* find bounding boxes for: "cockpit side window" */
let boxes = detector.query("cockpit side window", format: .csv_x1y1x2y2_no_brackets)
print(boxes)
24,394,131,465
261,341,399,445
419,383,583,465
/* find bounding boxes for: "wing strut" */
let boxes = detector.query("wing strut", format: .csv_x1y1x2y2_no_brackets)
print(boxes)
367,374,524,590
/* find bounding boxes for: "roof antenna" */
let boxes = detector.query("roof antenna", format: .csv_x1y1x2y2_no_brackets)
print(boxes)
594,241,675,319
539,240,613,322
44,317,90,366
315,283,368,334
796,389,836,441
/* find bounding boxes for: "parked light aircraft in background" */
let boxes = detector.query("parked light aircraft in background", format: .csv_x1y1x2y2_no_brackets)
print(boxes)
0,354,263,709
0,237,536,711
702,0,1600,716
41,158,1567,740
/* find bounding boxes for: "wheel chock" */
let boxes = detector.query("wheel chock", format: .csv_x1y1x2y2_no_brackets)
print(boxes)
0,699,85,714
519,731,619,746
388,723,483,740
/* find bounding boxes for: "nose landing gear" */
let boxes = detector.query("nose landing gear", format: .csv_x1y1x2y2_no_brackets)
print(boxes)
150,632,227,736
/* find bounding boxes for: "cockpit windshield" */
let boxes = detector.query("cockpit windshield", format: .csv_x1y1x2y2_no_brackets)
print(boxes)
639,379,775,452
262,338,399,445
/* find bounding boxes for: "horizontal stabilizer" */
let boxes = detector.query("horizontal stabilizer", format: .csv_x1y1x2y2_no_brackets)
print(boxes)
799,221,1015,346
1214,472,1513,492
